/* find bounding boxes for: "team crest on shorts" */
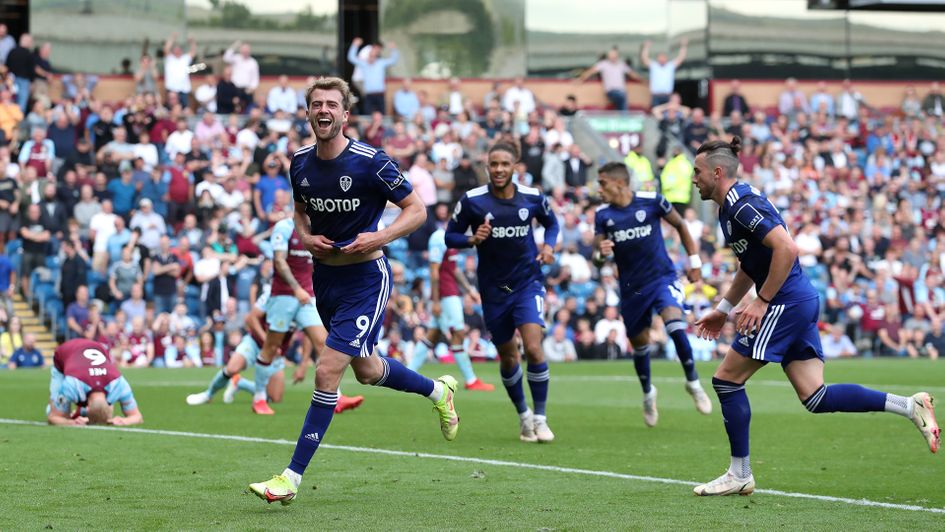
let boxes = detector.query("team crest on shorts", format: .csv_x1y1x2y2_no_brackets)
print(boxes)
518,208,529,221
727,220,733,236
635,210,646,223
340,175,352,192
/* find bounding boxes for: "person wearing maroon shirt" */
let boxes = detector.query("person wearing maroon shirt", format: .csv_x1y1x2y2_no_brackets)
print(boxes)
47,338,142,426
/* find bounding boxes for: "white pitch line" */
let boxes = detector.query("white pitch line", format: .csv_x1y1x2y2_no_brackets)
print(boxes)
2,418,943,515
553,375,945,393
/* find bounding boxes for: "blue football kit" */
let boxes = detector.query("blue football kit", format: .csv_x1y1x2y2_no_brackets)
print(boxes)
719,182,822,366
290,138,410,358
595,191,685,338
445,183,560,345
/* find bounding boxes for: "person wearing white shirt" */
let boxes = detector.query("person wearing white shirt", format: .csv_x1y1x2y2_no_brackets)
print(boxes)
195,174,224,205
542,324,577,362
162,33,196,106
194,74,218,113
165,119,194,159
640,38,687,108
133,132,159,172
128,198,166,253
88,199,118,273
593,305,628,352
267,75,297,114
223,41,260,107
502,77,536,116
217,177,245,212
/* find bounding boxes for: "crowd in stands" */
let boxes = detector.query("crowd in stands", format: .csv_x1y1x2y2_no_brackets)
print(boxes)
0,28,940,369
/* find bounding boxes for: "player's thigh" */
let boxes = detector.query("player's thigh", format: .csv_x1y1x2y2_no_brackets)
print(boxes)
495,337,522,365
483,301,516,346
322,258,391,358
438,296,465,338
714,348,766,384
782,358,825,401
267,370,285,403
655,279,686,321
314,346,354,391
225,352,247,374
621,290,661,339
266,295,300,335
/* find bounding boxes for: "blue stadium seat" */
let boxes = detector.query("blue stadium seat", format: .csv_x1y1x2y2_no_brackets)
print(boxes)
5,239,21,256
45,255,61,270
236,267,258,300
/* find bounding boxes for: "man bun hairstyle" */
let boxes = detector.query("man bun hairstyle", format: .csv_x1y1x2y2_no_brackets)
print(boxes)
696,135,741,178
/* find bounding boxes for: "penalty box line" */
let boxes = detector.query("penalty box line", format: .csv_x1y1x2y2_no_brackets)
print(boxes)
1,418,942,515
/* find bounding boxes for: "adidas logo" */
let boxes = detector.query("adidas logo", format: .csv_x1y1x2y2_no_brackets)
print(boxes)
300,177,310,187
738,337,750,347
606,219,614,226
349,338,361,348
304,432,320,442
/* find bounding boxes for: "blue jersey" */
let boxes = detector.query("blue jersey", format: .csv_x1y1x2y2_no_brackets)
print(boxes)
594,191,677,294
445,183,559,301
719,182,817,304
48,368,137,415
290,138,413,248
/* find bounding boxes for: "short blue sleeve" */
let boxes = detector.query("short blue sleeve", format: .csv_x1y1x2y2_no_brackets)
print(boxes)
270,219,293,252
373,151,412,203
106,376,137,413
733,196,779,240
428,231,447,264
656,194,673,216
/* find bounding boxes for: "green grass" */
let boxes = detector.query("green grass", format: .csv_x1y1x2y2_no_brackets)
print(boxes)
1,359,943,530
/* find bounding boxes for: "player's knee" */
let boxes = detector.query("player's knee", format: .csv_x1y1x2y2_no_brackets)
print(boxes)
801,384,828,414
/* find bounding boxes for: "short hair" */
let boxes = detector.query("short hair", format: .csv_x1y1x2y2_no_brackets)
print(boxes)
87,393,110,425
305,77,352,111
488,141,520,161
696,136,742,178
598,161,631,183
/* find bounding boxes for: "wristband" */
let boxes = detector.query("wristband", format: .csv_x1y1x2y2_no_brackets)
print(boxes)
758,293,772,304
688,254,702,270
716,299,734,315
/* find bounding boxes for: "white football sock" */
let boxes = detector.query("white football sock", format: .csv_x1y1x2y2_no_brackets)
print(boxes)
282,468,301,488
729,456,751,479
884,393,913,418
519,409,533,421
427,381,444,403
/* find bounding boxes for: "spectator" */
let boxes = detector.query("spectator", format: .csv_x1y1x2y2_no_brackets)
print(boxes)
822,323,857,359
347,37,399,115
267,75,297,114
640,38,687,108
593,305,627,353
59,238,88,309
151,235,180,314
502,76,537,117
836,78,864,121
0,164,18,244
31,42,54,105
660,148,694,213
543,323,577,362
18,203,50,296
120,316,154,367
134,54,159,95
0,89,23,143
215,66,241,115
432,157,454,205
18,127,55,178
393,78,420,120
39,182,67,240
0,315,22,361
129,197,165,252
777,77,809,120
108,246,143,305
164,151,194,225
253,153,290,215
407,152,436,209
0,24,14,64
721,79,749,117
193,73,218,113
65,285,91,339
6,33,34,112
921,319,944,360
165,118,193,159
47,111,78,162
922,81,944,118
576,46,641,111
901,85,922,119
162,32,196,106
120,283,147,322
222,40,259,109
8,333,43,369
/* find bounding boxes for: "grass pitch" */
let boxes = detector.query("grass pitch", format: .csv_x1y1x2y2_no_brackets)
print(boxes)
1,359,942,530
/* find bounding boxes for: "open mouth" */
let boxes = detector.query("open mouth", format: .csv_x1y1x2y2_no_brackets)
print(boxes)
316,117,332,128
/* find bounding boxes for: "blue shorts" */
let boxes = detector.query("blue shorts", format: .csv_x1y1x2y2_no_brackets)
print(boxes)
235,337,286,370
266,295,323,332
436,295,465,334
313,257,391,358
482,280,546,345
620,277,685,338
732,296,824,366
